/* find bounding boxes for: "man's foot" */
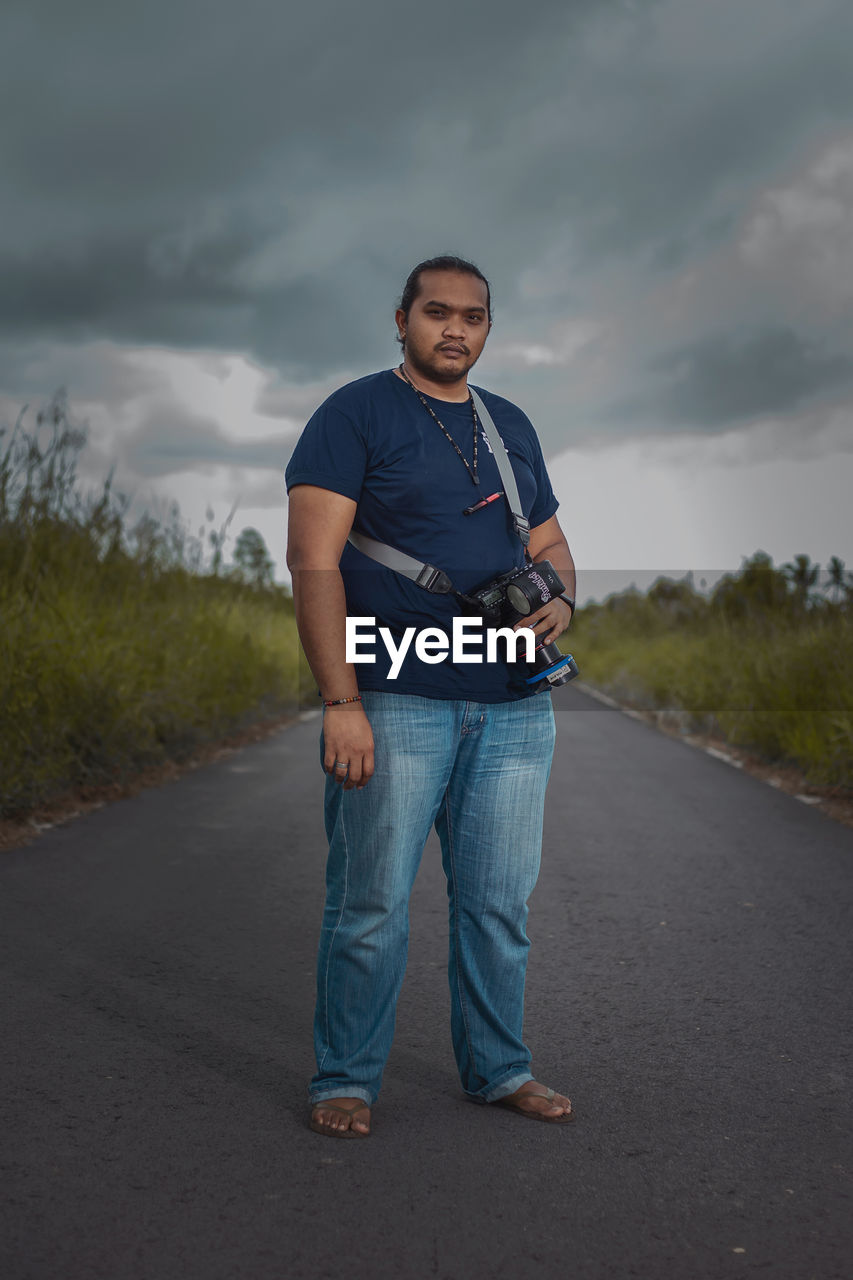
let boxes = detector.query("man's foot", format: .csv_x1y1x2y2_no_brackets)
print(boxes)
494,1082,574,1123
309,1097,372,1138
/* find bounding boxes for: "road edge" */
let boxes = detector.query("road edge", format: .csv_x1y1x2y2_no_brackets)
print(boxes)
574,681,853,831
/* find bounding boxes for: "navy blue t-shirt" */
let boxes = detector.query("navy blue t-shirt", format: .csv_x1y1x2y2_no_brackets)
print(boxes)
285,368,559,701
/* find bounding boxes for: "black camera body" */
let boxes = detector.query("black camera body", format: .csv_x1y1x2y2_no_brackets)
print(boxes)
468,559,579,688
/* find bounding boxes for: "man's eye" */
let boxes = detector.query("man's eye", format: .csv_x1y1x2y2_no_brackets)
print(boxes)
468,315,482,322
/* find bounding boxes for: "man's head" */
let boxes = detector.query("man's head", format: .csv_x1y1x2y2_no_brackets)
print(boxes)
395,256,492,388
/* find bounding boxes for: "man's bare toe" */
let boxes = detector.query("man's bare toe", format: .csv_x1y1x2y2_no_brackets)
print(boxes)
496,1082,574,1122
310,1097,371,1137
525,1090,571,1116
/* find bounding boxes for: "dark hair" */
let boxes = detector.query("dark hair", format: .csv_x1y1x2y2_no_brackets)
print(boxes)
397,256,492,343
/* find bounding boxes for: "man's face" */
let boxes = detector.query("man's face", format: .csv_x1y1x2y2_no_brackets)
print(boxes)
396,270,491,385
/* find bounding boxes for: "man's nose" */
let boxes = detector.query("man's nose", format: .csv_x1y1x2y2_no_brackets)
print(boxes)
442,315,466,337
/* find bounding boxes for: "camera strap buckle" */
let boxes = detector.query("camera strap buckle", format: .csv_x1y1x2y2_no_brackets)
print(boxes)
513,515,530,547
415,564,454,593
347,530,455,594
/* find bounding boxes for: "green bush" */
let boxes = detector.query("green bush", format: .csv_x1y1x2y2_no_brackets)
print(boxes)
0,396,311,817
3,398,851,810
569,564,853,788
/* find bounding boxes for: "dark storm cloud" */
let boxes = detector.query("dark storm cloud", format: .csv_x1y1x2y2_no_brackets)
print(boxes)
1,0,853,450
0,339,166,410
2,0,617,377
0,232,254,349
549,4,853,264
253,374,355,421
645,328,853,427
123,402,292,477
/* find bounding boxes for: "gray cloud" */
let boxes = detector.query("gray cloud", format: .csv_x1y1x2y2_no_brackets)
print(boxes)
645,327,853,426
0,339,168,412
1,0,853,458
253,372,362,421
122,402,292,477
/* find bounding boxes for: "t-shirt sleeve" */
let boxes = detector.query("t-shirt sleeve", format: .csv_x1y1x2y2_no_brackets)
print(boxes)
284,397,368,502
524,422,560,529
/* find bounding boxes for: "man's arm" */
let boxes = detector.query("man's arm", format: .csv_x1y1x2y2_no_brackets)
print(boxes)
286,484,374,790
517,513,577,646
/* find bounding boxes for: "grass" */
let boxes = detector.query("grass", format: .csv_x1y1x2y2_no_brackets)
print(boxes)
568,570,853,789
2,394,851,815
0,396,312,818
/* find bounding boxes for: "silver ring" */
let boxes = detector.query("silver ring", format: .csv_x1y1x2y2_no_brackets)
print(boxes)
334,760,348,769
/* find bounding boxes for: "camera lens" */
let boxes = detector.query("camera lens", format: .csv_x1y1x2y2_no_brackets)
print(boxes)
524,653,579,687
506,582,532,614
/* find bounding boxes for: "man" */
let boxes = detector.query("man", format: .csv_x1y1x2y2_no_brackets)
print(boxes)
286,255,576,1138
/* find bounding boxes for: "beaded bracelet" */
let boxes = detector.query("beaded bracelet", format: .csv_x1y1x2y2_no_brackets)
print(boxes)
322,694,363,707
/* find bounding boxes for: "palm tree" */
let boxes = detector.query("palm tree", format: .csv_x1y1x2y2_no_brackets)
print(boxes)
824,555,849,605
782,553,819,609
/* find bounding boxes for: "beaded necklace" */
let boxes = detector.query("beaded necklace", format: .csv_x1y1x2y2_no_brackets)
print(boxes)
397,363,480,487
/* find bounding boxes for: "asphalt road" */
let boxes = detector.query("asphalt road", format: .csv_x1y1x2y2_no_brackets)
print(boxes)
2,686,852,1280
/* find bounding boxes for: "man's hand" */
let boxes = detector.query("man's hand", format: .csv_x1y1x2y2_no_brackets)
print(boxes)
524,517,576,649
513,597,573,648
322,705,375,790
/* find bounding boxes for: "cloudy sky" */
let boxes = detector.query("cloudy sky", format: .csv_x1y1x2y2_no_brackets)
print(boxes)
2,0,852,600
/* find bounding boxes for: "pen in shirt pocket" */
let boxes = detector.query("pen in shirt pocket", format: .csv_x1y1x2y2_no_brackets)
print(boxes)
463,492,502,516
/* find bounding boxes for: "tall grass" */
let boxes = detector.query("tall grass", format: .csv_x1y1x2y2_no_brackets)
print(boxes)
0,395,311,817
569,563,853,788
3,395,851,811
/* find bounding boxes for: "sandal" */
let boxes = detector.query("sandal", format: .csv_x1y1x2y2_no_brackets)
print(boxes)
309,1098,371,1139
494,1084,574,1124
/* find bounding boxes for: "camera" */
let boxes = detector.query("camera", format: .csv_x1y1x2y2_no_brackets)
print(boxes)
468,560,579,688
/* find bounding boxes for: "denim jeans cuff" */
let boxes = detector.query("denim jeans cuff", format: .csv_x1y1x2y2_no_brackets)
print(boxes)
309,1086,374,1107
479,1071,535,1104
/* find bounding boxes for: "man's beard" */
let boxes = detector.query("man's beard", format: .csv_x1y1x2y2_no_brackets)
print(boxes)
403,339,480,384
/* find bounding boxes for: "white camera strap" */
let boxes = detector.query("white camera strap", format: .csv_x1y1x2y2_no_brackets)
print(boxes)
468,388,529,548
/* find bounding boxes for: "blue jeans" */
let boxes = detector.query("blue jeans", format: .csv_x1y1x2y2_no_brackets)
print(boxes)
311,690,556,1107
